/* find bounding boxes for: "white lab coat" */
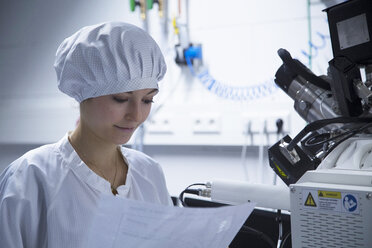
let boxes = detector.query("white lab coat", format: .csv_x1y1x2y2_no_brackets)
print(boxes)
0,134,173,248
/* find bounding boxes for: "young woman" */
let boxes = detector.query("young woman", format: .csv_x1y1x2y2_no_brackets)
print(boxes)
0,22,172,247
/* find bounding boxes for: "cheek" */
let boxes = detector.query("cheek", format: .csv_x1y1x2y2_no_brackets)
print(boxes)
101,105,123,123
84,101,121,126
141,105,152,122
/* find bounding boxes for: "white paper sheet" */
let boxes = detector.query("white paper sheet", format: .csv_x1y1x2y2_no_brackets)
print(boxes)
83,195,256,248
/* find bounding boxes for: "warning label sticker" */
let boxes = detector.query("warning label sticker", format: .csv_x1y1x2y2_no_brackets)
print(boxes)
302,190,359,215
303,190,319,210
318,190,341,199
304,193,317,207
317,190,341,212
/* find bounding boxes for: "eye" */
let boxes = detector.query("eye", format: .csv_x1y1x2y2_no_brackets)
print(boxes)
143,99,154,104
112,96,128,103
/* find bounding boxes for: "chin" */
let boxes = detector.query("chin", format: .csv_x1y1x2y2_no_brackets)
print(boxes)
109,127,136,145
114,135,133,145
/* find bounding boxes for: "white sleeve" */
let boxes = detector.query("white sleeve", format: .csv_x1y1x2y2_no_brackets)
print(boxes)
153,161,174,206
0,161,47,248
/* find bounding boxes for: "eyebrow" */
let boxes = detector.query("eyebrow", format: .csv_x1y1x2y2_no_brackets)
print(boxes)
147,89,159,95
124,89,159,95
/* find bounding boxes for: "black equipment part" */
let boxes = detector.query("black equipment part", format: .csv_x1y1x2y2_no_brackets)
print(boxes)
324,0,372,64
275,48,331,91
268,135,317,186
329,56,363,117
184,198,292,248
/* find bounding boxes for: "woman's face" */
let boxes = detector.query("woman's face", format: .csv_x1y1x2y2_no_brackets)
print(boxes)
80,88,158,145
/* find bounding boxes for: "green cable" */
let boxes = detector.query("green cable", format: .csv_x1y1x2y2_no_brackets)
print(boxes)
130,0,136,12
147,0,153,9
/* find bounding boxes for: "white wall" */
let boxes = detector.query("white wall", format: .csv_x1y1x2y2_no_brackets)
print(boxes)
0,0,334,196
0,0,142,144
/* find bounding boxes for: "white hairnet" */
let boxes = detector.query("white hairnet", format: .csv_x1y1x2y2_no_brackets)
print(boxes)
54,22,167,103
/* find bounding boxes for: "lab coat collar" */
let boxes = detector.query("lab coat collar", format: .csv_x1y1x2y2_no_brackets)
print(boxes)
56,133,131,196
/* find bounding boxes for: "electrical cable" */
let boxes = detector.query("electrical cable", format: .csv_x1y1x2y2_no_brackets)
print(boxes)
179,183,206,206
279,232,291,248
240,121,251,181
305,127,357,148
258,121,266,182
287,117,372,151
185,56,279,101
276,209,283,248
305,132,332,147
240,225,276,248
322,122,372,158
299,121,372,161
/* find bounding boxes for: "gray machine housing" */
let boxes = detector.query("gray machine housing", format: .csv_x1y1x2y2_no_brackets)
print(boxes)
290,169,372,248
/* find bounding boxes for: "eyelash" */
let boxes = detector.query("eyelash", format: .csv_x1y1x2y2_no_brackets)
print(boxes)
113,97,127,103
113,97,154,104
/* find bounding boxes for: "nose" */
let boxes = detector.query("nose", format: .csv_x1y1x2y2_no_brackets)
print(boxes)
125,101,142,122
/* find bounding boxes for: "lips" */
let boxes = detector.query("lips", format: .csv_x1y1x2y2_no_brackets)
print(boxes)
114,125,136,132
